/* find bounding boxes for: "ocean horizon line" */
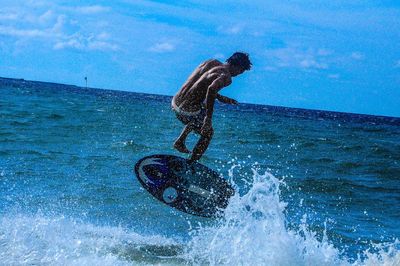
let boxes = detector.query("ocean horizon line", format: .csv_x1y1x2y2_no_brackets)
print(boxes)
1,75,399,123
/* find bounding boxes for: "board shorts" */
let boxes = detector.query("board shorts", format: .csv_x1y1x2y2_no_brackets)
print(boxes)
172,98,206,131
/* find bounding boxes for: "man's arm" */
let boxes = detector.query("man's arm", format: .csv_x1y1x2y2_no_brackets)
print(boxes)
200,75,228,136
204,74,229,120
216,94,238,105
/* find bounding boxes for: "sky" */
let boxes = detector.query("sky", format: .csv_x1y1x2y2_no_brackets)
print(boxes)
1,0,399,117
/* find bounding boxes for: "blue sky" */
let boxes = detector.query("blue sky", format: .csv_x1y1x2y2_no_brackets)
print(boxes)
1,0,399,117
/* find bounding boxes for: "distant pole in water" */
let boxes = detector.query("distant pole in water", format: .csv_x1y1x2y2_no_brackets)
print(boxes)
84,76,87,89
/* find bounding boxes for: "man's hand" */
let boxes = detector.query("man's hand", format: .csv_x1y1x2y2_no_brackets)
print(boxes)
216,94,238,105
228,98,238,105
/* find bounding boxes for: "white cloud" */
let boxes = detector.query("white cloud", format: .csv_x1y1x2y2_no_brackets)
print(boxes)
351,52,365,60
54,38,84,50
26,0,49,8
317,49,333,56
217,24,244,35
0,13,18,21
87,41,119,51
300,59,328,69
149,42,175,53
38,10,54,24
395,60,400,68
97,32,110,40
268,46,331,70
72,5,110,14
0,3,117,53
264,66,277,72
251,31,265,37
226,25,243,34
0,25,49,38
0,12,65,40
54,33,119,51
328,73,340,79
51,15,66,34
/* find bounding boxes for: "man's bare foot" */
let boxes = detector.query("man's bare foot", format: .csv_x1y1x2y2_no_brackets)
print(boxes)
174,140,191,154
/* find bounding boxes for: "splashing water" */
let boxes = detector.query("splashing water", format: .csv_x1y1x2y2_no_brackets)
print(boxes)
0,168,398,265
0,214,183,265
184,168,400,266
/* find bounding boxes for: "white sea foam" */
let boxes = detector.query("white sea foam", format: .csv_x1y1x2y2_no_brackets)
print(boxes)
0,214,180,265
184,167,400,266
0,168,398,265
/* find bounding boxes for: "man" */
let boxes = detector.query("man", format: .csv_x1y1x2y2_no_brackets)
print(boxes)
171,52,252,162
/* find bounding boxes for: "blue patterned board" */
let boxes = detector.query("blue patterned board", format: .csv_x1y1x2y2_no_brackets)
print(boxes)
134,154,235,218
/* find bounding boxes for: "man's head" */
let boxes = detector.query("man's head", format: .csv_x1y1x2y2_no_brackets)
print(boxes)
226,52,252,76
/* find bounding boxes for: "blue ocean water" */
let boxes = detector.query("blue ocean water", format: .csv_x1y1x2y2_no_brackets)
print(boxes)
0,77,399,265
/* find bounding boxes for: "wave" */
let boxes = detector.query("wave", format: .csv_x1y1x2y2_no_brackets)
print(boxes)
0,168,398,265
183,168,400,265
0,214,183,265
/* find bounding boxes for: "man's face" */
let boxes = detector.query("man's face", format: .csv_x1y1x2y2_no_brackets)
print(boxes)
231,65,245,77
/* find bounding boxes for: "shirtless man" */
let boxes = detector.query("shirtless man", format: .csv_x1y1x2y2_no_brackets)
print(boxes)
171,52,252,162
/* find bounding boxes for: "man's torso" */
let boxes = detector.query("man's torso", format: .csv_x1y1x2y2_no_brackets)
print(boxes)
173,59,231,112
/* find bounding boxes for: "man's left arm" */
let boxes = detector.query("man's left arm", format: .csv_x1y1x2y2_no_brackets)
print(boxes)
216,94,238,105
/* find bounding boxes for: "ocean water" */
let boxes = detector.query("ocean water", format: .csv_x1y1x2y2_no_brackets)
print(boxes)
0,78,399,265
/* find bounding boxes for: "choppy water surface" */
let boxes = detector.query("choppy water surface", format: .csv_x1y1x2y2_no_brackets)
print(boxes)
0,78,399,265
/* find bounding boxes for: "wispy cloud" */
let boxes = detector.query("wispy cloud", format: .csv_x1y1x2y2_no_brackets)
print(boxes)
267,46,331,70
0,13,19,21
54,33,119,51
317,49,333,56
395,60,400,68
37,10,54,24
53,38,83,50
0,3,117,53
0,26,50,38
351,52,365,61
0,12,67,41
149,42,175,53
328,73,340,79
264,66,277,72
217,24,244,35
87,41,119,51
300,59,328,69
69,5,111,15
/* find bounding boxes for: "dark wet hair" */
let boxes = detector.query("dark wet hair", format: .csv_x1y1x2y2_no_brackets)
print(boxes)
226,52,252,71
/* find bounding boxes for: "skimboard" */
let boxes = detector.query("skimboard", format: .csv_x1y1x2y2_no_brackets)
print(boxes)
134,154,234,218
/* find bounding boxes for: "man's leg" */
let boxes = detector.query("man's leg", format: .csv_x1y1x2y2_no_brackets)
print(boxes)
173,124,194,153
189,130,213,162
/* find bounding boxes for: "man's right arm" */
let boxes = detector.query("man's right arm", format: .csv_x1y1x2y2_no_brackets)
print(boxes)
201,74,227,136
216,94,238,105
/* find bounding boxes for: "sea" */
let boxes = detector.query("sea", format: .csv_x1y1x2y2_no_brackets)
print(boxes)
0,77,399,265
